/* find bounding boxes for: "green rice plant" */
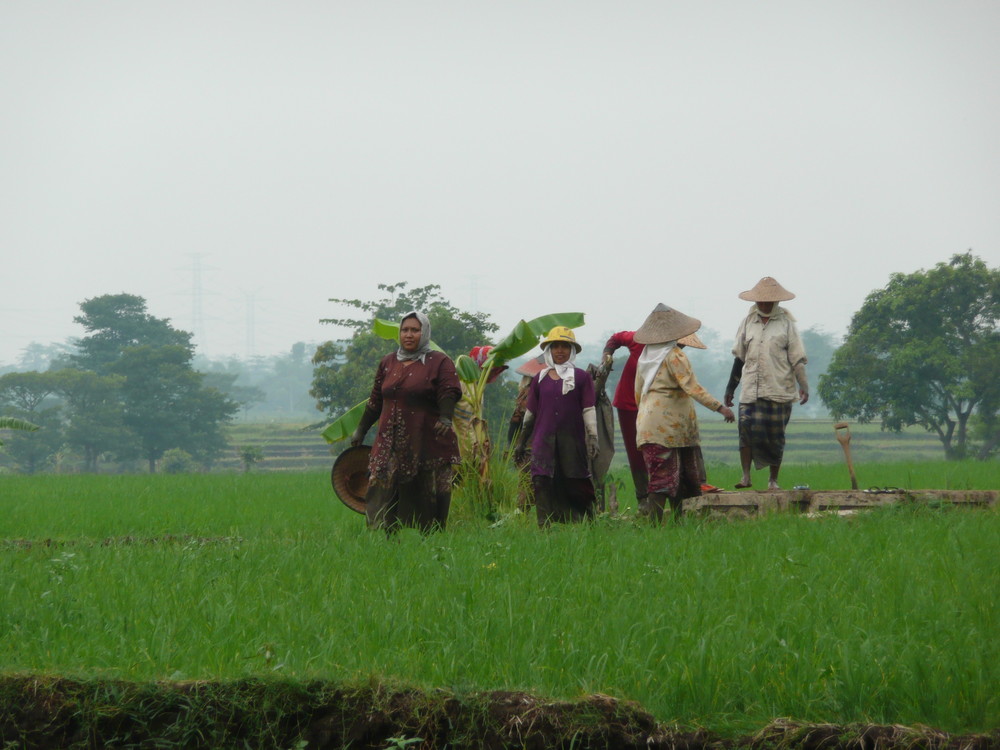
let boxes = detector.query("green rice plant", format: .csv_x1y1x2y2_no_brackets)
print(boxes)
0,472,997,737
451,443,531,523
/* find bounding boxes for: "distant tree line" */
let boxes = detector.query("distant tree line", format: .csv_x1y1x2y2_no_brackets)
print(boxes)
0,294,239,473
3,253,997,471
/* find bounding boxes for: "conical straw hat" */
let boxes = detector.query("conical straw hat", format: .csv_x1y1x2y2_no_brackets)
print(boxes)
331,445,370,514
633,303,701,345
738,276,796,302
677,332,707,349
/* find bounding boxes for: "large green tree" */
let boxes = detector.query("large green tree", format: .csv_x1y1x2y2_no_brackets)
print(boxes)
72,294,238,472
0,371,60,413
111,345,238,472
73,294,192,375
0,371,65,473
55,369,130,473
311,283,517,438
818,252,1000,459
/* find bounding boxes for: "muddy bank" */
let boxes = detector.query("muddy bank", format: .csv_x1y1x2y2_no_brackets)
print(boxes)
1,676,996,749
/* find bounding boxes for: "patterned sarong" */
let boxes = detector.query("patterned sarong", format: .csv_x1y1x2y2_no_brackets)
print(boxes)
739,399,793,469
640,443,706,500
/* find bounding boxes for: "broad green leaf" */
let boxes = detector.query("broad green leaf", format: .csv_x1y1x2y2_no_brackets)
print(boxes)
373,318,445,352
373,318,400,341
491,312,585,363
0,416,40,447
525,312,585,337
0,417,40,432
321,400,367,444
454,354,482,383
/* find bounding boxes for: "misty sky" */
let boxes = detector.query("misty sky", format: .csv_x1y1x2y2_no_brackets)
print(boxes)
2,1,998,366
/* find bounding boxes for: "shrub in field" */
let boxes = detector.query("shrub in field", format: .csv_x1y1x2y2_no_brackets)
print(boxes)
238,444,264,473
160,448,196,474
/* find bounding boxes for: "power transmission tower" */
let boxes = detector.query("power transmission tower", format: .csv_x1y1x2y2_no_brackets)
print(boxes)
186,253,208,351
245,291,257,360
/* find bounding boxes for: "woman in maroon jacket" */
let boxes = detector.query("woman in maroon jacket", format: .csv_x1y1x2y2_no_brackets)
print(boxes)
601,330,649,514
350,311,462,532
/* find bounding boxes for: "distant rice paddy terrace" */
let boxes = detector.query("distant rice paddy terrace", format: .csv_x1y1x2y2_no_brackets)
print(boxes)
219,418,960,474
0,419,972,475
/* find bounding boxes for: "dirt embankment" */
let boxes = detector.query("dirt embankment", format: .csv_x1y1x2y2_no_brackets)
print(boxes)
1,676,997,749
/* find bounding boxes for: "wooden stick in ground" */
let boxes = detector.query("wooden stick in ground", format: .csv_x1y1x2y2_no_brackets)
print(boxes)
834,422,859,490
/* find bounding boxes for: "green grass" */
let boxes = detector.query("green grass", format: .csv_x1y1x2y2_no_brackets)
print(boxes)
0,470,998,737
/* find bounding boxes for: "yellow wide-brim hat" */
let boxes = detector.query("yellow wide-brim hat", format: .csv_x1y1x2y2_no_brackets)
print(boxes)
633,304,701,345
540,326,582,353
738,276,796,302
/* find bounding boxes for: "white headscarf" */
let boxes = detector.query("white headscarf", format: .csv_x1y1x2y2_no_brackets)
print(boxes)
538,344,577,395
396,311,433,364
636,341,676,398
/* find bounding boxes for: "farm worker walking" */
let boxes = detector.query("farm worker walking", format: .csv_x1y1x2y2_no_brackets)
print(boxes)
634,304,735,523
514,326,599,526
724,277,809,491
350,311,462,533
599,330,650,514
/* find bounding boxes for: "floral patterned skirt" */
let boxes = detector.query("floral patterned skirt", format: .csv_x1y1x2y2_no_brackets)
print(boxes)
640,443,706,500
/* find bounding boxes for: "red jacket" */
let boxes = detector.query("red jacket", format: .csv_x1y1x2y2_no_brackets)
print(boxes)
604,331,645,412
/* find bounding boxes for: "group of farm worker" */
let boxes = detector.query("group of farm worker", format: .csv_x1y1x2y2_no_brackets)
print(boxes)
348,276,808,533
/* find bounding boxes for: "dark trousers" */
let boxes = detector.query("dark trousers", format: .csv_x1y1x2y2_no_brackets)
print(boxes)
531,474,596,527
617,407,648,500
366,467,452,534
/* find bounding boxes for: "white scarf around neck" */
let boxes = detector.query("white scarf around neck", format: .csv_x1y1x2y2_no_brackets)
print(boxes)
636,341,676,398
539,346,576,395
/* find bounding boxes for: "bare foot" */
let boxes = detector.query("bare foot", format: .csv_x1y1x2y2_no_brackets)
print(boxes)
768,481,781,491
734,481,753,489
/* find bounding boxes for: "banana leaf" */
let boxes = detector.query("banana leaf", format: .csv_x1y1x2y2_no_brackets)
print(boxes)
321,400,367,444
454,354,483,384
0,417,39,432
489,312,585,364
0,416,40,446
373,318,445,352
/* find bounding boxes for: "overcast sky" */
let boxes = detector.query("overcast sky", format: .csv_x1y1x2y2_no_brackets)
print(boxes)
2,1,998,366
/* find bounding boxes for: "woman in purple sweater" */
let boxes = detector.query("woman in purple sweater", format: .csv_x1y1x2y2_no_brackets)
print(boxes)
515,327,598,526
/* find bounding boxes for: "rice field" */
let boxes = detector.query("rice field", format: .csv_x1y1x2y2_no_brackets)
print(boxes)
1,466,998,738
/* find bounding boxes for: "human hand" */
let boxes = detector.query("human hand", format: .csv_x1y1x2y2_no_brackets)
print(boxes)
586,435,599,460
719,406,735,423
724,393,734,408
799,390,809,406
433,417,453,436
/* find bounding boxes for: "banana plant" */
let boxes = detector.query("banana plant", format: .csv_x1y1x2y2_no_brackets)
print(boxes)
0,416,40,447
321,313,585,444
453,312,585,424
